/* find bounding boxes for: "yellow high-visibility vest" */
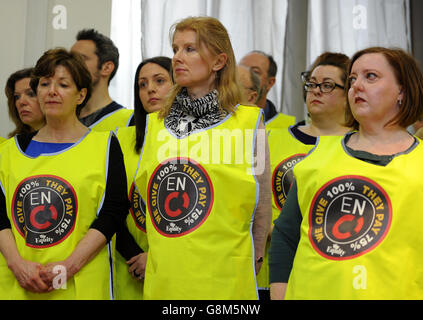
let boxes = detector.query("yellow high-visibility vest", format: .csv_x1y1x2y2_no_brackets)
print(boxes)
286,135,423,299
90,108,133,132
256,127,314,290
0,131,115,300
265,113,296,130
135,105,261,300
115,126,148,300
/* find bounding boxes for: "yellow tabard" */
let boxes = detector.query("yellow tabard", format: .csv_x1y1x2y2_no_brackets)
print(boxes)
0,131,115,300
115,126,148,300
286,135,423,300
135,105,261,300
256,127,314,290
265,113,296,130
90,108,134,132
268,127,315,219
0,137,5,144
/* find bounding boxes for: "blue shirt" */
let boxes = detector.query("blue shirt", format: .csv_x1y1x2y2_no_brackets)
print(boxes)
25,140,74,157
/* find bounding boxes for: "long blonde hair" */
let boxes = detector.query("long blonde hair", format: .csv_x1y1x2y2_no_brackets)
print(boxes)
159,16,246,119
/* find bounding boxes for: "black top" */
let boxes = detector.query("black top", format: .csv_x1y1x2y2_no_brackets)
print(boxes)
290,121,317,145
264,99,277,122
79,101,134,127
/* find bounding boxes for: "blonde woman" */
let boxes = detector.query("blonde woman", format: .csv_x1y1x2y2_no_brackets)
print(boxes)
134,16,271,300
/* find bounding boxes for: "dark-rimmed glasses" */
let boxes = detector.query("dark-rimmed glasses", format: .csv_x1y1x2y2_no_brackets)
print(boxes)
304,80,345,93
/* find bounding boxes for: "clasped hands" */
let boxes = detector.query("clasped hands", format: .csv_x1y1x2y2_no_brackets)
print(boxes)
11,252,148,293
10,258,69,294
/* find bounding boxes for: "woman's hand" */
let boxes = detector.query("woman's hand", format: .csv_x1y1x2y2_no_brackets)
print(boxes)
10,257,51,293
39,261,69,290
0,229,50,293
126,252,148,281
40,229,108,289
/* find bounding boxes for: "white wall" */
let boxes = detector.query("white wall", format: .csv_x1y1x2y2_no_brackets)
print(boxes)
0,0,112,139
0,0,27,138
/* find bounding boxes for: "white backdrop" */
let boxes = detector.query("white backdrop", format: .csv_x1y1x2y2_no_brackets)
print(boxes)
110,0,288,111
110,0,410,121
109,0,142,110
284,0,410,120
307,0,410,67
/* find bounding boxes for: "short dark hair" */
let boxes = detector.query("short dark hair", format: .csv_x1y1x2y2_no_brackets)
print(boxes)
250,50,277,78
249,66,261,96
134,56,172,153
309,52,350,84
5,68,36,137
345,47,423,130
76,28,119,83
30,48,92,116
302,52,350,102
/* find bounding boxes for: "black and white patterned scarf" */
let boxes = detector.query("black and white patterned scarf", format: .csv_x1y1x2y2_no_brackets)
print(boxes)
165,88,227,138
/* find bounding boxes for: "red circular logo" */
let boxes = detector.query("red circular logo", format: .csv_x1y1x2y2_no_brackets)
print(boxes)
272,154,306,210
129,182,147,232
147,158,214,237
12,175,78,248
309,176,392,260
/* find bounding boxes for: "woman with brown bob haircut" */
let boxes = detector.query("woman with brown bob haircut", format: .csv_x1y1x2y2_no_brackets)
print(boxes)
29,49,92,117
270,47,423,299
0,48,129,300
345,47,423,130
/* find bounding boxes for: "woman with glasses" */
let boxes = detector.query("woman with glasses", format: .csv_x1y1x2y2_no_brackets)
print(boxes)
259,52,351,299
300,52,351,137
269,47,423,299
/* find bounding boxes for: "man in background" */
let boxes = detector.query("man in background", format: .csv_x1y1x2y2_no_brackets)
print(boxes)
71,29,133,130
237,64,261,105
240,50,295,128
